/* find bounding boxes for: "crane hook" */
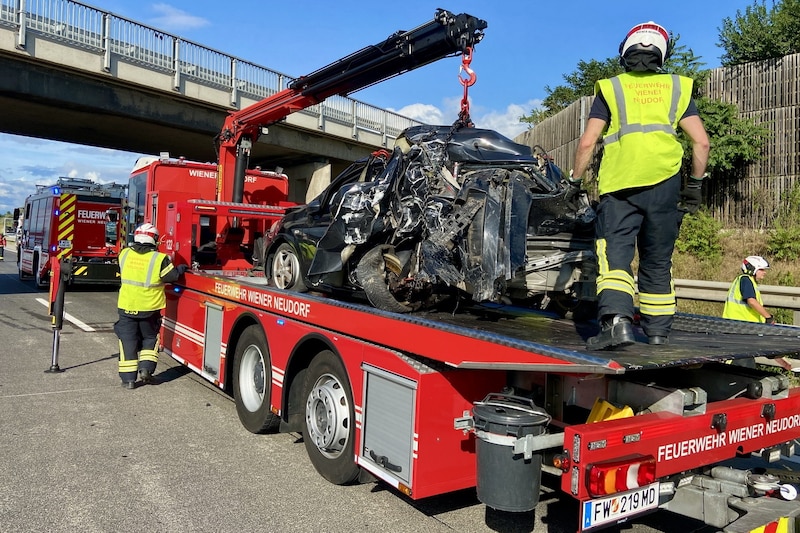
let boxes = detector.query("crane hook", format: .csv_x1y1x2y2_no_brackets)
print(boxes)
458,47,477,126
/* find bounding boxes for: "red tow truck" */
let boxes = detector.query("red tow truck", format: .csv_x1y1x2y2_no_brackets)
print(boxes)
149,10,800,531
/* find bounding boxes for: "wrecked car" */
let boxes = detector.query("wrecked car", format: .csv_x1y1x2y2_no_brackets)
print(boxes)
260,124,598,314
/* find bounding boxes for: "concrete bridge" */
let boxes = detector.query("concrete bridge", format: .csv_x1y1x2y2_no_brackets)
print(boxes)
0,0,421,202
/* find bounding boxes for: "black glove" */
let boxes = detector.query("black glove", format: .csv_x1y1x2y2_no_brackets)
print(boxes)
679,176,704,214
565,176,583,203
765,315,776,325
176,264,188,276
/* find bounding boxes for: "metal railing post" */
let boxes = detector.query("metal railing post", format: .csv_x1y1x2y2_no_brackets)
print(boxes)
16,0,26,49
102,13,111,72
172,37,181,90
230,58,238,107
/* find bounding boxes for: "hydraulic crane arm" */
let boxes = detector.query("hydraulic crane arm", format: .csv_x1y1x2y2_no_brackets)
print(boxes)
215,8,487,203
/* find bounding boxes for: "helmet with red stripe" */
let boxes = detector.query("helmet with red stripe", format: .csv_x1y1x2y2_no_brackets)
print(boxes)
133,223,159,246
619,21,673,71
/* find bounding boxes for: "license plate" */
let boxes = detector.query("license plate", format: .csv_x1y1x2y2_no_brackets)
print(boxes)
582,483,660,530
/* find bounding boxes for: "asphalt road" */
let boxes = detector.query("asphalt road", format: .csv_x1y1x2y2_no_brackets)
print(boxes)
0,248,733,533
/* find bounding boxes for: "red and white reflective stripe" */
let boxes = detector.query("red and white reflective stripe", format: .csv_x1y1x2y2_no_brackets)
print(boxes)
626,22,668,42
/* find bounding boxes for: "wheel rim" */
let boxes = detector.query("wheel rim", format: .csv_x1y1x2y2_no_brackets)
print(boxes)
273,248,300,289
305,373,350,459
239,344,266,412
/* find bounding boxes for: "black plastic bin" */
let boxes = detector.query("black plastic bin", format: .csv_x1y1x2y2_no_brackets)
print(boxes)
472,394,551,512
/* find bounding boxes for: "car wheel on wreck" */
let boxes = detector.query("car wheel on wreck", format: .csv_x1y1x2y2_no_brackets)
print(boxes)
356,245,420,314
269,243,308,292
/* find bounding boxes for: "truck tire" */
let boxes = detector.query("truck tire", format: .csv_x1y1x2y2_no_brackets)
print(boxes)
34,256,48,290
18,252,31,280
232,325,280,434
356,245,415,313
270,243,307,292
303,350,360,485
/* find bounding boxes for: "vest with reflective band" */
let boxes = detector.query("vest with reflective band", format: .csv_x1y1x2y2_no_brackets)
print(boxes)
722,274,764,322
117,247,168,312
595,72,693,195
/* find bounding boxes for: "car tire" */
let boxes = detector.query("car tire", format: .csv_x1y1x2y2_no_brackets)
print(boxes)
356,245,416,313
270,243,307,292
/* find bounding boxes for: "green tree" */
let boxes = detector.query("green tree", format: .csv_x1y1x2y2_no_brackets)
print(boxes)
520,58,620,126
686,98,769,174
521,39,706,125
519,36,767,176
718,0,800,65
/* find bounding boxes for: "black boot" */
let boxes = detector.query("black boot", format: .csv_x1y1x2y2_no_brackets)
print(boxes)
586,315,634,351
139,369,158,385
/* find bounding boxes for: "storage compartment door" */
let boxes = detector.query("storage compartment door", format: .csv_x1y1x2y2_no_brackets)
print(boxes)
361,364,417,485
203,303,223,379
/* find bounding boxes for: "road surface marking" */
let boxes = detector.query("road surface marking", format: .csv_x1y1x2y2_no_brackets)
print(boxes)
35,298,96,332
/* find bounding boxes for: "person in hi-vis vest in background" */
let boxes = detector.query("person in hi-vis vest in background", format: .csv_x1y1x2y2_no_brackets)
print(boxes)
571,21,710,350
114,223,187,389
723,256,793,371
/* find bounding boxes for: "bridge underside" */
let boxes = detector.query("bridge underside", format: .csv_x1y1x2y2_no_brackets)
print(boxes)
0,53,373,193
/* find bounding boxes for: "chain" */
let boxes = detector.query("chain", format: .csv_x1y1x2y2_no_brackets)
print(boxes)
457,46,477,127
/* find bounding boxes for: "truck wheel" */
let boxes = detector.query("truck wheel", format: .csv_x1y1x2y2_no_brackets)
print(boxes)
270,243,307,292
232,325,280,434
303,350,360,485
34,256,48,290
18,254,31,280
356,245,414,313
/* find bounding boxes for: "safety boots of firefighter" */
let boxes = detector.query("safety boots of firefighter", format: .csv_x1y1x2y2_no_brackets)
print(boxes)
586,314,635,351
648,335,669,346
139,369,157,385
122,381,136,390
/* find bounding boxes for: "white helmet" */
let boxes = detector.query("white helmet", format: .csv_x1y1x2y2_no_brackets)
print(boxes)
619,21,672,71
742,255,769,275
133,223,159,246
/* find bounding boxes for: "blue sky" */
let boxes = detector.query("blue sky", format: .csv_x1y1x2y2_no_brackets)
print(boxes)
0,0,759,215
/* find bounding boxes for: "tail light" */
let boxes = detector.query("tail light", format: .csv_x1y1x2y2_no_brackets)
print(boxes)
587,455,656,497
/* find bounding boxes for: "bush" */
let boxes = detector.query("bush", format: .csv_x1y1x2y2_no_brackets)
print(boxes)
767,184,800,260
767,225,800,260
675,210,723,259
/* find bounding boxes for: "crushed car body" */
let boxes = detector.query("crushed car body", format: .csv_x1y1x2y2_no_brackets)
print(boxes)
261,123,598,314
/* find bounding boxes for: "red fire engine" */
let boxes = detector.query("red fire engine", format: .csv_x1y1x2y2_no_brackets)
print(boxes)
18,177,127,288
125,155,289,252
134,10,800,531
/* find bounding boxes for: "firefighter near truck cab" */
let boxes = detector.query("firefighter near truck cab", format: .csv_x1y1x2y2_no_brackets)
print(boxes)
18,177,127,289
151,9,800,532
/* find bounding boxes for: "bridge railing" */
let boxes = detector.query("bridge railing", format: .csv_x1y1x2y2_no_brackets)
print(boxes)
4,0,421,143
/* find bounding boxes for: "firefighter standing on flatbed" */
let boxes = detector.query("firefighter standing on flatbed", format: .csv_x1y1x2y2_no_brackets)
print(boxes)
114,223,186,389
571,21,710,350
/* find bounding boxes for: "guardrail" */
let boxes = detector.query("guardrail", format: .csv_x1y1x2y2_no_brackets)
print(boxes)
675,278,800,325
0,0,422,142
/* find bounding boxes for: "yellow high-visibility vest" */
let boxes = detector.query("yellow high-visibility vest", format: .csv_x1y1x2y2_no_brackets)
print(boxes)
595,72,693,195
117,247,168,312
722,274,764,323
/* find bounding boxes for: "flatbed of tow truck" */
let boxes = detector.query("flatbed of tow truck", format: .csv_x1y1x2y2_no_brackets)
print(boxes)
190,271,800,375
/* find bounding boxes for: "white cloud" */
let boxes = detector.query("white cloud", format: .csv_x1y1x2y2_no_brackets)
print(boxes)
390,98,543,141
0,134,142,215
148,4,210,32
472,99,542,140
391,103,444,125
